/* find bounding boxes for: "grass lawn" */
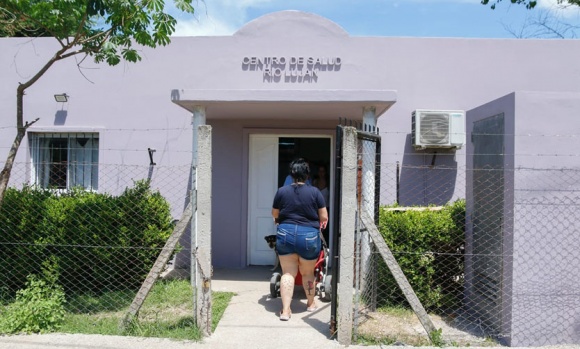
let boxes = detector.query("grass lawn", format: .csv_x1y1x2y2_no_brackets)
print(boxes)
60,280,234,341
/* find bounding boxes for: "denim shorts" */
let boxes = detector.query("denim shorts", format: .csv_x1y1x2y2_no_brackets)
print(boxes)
276,223,321,260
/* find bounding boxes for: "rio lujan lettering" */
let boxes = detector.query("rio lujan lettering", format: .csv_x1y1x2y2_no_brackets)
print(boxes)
242,56,341,82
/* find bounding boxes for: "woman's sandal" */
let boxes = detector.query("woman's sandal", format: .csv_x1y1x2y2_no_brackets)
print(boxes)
306,303,318,312
280,309,291,321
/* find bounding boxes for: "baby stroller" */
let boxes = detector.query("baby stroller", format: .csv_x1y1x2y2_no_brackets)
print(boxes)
269,233,332,302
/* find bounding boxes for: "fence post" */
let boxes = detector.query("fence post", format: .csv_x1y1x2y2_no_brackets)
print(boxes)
196,125,212,336
191,106,206,324
120,201,193,329
360,209,437,339
338,126,358,345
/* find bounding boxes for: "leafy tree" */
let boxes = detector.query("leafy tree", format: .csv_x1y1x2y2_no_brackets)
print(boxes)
481,0,539,10
0,7,51,37
481,0,580,10
0,0,195,204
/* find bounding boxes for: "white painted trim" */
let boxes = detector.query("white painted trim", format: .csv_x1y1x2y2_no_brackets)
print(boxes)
27,126,106,132
174,89,397,103
171,90,398,119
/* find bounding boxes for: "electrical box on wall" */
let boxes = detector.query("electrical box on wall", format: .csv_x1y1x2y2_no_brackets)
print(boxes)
412,109,466,150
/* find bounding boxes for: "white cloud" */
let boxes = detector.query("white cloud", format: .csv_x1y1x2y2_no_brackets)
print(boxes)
171,0,274,36
166,0,517,37
170,0,479,37
173,16,236,36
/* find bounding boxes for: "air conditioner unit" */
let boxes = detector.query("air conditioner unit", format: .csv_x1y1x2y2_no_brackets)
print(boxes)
412,109,466,150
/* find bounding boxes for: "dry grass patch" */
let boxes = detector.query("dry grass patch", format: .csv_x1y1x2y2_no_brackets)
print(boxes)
356,307,497,347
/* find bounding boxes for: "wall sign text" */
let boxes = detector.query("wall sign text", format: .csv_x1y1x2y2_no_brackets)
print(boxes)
242,56,341,83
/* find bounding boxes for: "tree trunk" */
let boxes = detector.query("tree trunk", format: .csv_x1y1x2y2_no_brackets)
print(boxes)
0,130,26,204
0,87,26,205
0,46,69,206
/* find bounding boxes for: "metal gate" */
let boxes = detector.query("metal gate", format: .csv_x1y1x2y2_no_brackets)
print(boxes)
330,119,381,336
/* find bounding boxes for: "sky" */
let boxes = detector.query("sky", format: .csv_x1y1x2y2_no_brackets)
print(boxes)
169,0,580,38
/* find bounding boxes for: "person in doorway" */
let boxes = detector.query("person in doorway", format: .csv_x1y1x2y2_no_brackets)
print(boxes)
272,158,328,321
313,164,330,208
313,164,330,243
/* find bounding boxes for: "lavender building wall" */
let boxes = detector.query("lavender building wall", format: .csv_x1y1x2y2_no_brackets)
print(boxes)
466,92,580,346
0,11,580,267
1,11,580,319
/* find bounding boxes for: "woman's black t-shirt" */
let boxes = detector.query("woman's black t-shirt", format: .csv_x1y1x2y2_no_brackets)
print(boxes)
272,184,326,229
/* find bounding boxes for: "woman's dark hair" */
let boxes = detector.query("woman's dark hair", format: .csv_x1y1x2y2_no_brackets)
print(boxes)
290,158,310,182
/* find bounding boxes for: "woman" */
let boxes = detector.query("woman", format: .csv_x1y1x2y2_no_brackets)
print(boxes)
272,158,328,321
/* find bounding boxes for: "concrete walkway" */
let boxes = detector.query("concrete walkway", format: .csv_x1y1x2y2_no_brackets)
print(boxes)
206,266,342,349
1,267,579,349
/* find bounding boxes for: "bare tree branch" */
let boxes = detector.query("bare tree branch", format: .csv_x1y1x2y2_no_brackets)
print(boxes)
72,6,90,44
59,49,86,60
74,53,96,84
24,117,39,130
76,28,113,46
502,8,579,38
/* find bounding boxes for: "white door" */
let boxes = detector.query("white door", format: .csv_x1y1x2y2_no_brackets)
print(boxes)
248,135,278,265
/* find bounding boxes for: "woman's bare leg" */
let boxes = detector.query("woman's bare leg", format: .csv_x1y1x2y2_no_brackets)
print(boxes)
279,254,299,317
299,257,318,309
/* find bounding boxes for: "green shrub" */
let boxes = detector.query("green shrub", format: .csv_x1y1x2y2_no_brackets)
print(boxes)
377,200,465,312
0,180,173,299
0,186,51,303
0,259,66,334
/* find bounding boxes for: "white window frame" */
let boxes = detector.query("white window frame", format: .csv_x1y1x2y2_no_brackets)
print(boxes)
29,132,99,191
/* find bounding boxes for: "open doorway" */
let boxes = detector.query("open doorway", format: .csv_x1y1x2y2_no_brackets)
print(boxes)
278,137,331,243
278,137,331,186
248,135,332,266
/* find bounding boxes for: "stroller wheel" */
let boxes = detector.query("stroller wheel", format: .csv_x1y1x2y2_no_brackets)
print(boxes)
323,275,332,302
270,272,281,298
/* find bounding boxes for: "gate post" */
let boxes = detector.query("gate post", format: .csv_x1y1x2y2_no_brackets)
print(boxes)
196,125,212,336
191,106,206,322
338,126,358,345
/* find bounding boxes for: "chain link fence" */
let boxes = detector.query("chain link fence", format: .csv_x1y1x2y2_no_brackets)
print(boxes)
352,131,580,347
0,141,194,334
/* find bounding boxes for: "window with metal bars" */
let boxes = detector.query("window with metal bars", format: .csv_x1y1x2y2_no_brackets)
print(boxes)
29,133,99,190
